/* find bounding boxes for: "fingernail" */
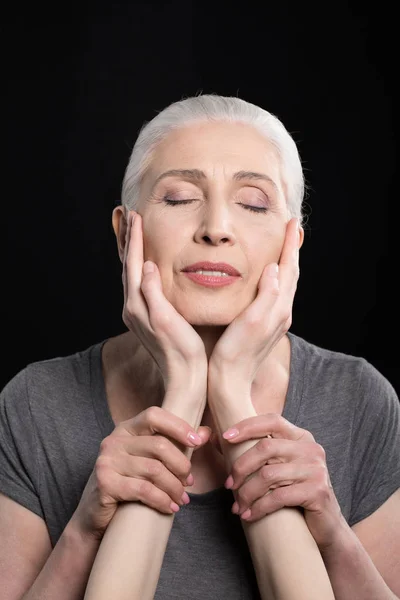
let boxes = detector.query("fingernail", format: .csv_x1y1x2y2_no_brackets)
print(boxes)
222,428,239,440
187,432,202,445
241,509,252,520
143,261,155,275
266,263,279,278
170,502,180,513
225,475,234,489
181,492,190,505
232,502,239,514
186,473,194,486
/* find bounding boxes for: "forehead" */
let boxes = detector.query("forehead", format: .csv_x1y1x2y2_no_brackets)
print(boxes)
146,121,281,180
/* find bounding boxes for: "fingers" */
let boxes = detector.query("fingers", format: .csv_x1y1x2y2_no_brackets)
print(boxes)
125,211,143,293
119,434,192,481
140,261,180,333
233,462,311,515
122,406,204,448
247,262,281,316
106,469,187,515
222,414,314,444
113,453,191,509
227,437,311,490
192,425,213,452
123,211,152,329
278,217,300,298
239,481,313,522
232,218,299,339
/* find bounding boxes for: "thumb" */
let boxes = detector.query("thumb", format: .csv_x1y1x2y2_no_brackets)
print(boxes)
192,426,212,451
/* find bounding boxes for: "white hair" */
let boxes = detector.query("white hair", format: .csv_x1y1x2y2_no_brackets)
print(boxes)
121,94,306,225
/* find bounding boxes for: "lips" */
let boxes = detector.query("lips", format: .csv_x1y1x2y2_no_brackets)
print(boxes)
182,262,241,276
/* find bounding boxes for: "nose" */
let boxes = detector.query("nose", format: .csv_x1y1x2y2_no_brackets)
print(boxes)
193,200,236,246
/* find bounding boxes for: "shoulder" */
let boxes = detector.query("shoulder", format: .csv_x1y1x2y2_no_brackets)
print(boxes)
1,340,107,415
289,331,396,401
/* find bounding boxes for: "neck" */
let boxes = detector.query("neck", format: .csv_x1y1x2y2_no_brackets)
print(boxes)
104,327,290,413
192,325,227,360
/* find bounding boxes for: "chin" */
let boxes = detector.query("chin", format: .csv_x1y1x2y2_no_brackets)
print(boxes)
173,301,244,327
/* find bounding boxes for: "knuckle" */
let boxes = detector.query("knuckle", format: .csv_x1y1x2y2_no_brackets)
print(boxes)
153,437,168,454
269,413,281,428
146,405,162,425
145,458,162,478
270,284,280,297
151,311,172,332
95,458,111,489
257,438,272,453
260,465,275,483
180,457,192,477
314,443,326,460
316,479,331,503
99,436,115,455
125,299,136,316
244,310,262,329
137,479,153,499
118,477,136,502
232,461,246,478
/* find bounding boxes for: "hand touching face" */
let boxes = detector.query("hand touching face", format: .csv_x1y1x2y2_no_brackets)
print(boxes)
123,120,303,326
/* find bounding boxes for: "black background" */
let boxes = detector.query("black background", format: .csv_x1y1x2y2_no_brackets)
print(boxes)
2,1,398,394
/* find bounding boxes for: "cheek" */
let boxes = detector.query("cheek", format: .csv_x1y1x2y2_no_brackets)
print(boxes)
247,231,283,274
141,215,185,294
142,214,175,261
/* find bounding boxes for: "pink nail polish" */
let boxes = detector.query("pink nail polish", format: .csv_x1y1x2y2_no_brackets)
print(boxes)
241,509,252,520
232,502,239,514
181,492,190,505
222,428,239,440
170,502,180,513
225,475,234,489
187,432,202,445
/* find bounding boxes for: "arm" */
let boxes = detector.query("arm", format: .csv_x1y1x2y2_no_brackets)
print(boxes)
319,489,400,599
84,382,207,600
207,380,335,600
85,213,209,599
205,219,333,598
0,493,100,600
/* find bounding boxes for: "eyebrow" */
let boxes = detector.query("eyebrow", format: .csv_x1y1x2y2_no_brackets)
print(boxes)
152,168,279,193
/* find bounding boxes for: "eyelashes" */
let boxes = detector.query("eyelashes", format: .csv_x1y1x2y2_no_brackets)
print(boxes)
162,197,268,214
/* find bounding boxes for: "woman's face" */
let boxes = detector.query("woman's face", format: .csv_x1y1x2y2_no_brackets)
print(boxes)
137,121,290,326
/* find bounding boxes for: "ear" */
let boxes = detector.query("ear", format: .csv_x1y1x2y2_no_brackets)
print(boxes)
298,226,305,250
112,205,129,262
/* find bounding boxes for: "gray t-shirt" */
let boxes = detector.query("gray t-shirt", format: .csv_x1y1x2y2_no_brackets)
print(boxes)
1,332,400,599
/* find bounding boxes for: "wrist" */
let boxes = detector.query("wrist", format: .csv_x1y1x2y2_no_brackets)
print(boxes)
66,516,103,549
208,363,252,403
165,357,207,391
318,514,355,559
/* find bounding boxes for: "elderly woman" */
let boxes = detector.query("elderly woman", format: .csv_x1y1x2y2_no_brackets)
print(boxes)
0,95,399,600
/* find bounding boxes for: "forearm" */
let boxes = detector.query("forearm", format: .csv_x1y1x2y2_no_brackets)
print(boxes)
208,377,335,600
84,381,207,600
321,520,398,600
22,520,101,600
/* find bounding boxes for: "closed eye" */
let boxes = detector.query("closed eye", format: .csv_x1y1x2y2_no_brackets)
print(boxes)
163,198,268,214
237,203,268,214
163,198,196,206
